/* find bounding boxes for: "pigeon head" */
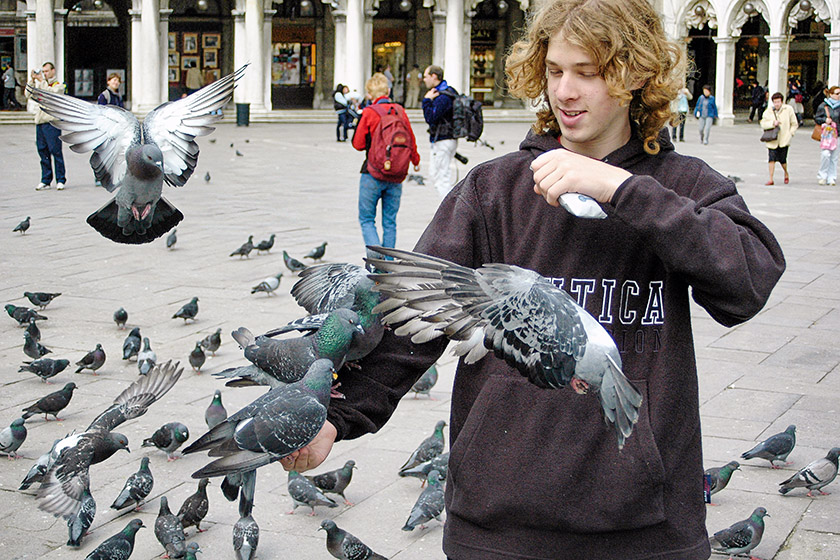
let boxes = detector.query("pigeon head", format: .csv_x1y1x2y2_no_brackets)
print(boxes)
785,425,796,435
427,469,442,485
55,359,70,372
320,308,365,346
197,478,210,491
344,460,357,471
186,542,201,554
11,417,26,428
434,420,447,435
828,448,840,463
175,425,190,443
62,382,77,393
109,432,131,453
751,507,769,521
143,337,151,350
124,518,145,535
140,456,151,470
301,359,337,398
159,495,171,514
5,304,15,315
319,519,338,533
129,327,141,337
127,144,165,179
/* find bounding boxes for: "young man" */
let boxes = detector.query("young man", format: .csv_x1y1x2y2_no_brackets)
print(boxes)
97,73,124,108
694,84,718,145
422,64,458,198
283,1,785,558
26,62,67,191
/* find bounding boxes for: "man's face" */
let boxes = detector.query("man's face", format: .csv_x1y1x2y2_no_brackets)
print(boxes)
545,36,633,159
423,69,438,89
42,65,55,80
108,76,121,90
772,97,783,110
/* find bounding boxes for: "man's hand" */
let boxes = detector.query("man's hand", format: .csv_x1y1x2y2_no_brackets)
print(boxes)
531,149,631,208
425,88,439,100
279,421,337,473
414,164,420,172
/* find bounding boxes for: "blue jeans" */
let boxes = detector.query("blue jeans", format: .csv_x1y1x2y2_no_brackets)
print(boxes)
36,122,65,184
336,111,351,140
698,116,713,144
358,172,402,253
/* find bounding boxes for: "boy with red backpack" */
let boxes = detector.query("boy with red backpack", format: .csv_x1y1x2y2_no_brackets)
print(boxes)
352,72,420,258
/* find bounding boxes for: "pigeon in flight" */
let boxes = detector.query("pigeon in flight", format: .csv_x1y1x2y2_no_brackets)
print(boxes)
22,382,77,421
708,507,768,559
366,246,643,450
779,448,840,497
13,216,30,234
741,425,796,468
27,66,247,244
76,343,106,374
305,241,328,261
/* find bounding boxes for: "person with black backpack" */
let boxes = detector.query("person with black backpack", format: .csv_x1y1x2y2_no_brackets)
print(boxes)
351,72,419,258
422,65,458,198
334,83,353,142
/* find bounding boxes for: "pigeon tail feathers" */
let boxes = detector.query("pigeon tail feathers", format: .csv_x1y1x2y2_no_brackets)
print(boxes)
87,197,182,244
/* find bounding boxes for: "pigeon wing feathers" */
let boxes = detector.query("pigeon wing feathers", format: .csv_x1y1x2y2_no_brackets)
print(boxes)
712,519,755,550
290,263,367,314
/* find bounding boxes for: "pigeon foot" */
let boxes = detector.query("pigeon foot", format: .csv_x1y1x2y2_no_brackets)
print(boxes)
570,378,589,395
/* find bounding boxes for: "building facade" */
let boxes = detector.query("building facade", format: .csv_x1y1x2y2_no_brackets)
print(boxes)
0,0,838,121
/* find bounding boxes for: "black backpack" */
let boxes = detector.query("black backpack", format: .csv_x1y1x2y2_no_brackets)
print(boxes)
441,88,484,142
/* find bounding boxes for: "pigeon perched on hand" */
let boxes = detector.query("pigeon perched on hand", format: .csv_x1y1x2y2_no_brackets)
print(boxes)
399,420,446,473
708,507,768,559
154,496,187,559
27,66,247,244
779,447,840,497
251,273,283,296
24,291,61,309
283,250,307,273
76,343,106,374
67,484,96,547
114,306,128,329
705,460,740,505
123,327,142,360
13,216,30,234
320,519,388,560
22,382,77,421
402,469,445,531
205,389,227,429
23,330,52,359
166,228,177,249
0,418,27,459
305,241,328,261
255,234,275,254
111,456,154,510
177,478,210,533
200,328,222,356
230,235,254,258
6,303,47,326
138,337,157,375
19,357,70,383
306,459,357,505
287,470,338,515
142,422,190,461
410,364,438,398
172,296,199,322
741,425,796,468
367,246,643,450
233,514,259,560
399,451,449,485
84,518,144,560
189,342,206,372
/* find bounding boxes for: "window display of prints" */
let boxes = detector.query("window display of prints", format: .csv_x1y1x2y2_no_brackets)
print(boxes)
182,56,199,70
183,33,198,54
202,33,220,49
168,67,179,83
203,49,218,69
74,68,93,97
272,43,301,85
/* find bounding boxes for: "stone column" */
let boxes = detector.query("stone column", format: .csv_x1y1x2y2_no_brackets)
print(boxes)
431,10,446,67
160,9,172,102
444,0,464,93
765,36,789,100
364,6,375,83
138,0,161,112
244,0,267,111
232,9,246,103
263,8,275,110
315,19,325,107
25,9,37,76
129,9,142,111
53,9,67,84
35,0,54,70
332,10,347,92
713,35,736,125
345,0,364,94
462,7,473,96
827,34,840,89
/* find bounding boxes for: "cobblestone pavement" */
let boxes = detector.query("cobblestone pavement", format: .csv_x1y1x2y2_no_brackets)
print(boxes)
2,116,840,559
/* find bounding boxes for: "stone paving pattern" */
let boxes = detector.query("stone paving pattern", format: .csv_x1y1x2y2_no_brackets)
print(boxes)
2,116,840,559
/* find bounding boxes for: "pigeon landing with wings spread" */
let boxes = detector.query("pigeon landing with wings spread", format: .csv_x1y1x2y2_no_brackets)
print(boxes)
366,246,642,450
26,66,247,244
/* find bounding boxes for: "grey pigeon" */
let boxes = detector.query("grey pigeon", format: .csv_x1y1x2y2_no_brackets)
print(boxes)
114,306,128,329
123,327,142,360
143,421,190,461
200,328,222,356
27,67,247,244
306,459,357,505
236,149,244,156
205,389,227,429
13,216,30,234
177,478,210,533
705,460,740,505
6,303,47,326
255,234,275,254
709,507,768,558
26,317,41,342
111,456,154,510
23,330,51,359
24,291,61,309
190,342,206,372
138,337,157,375
76,343,106,374
251,273,283,296
185,542,201,560
35,362,182,518
399,420,446,472
320,519,388,560
399,451,449,485
402,469,445,531
173,296,199,322
204,171,211,182
230,235,254,258
367,246,644,450
779,447,840,497
233,514,259,560
19,357,70,383
218,308,363,388
283,250,307,273
0,418,27,458
185,359,337,478
408,173,425,185
305,241,328,261
155,496,187,559
20,437,61,489
67,484,96,547
741,425,797,468
22,382,77,421
287,470,338,515
410,364,438,398
166,228,177,249
84,518,145,560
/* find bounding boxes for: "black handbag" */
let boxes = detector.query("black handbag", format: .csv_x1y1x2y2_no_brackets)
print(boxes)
760,126,779,142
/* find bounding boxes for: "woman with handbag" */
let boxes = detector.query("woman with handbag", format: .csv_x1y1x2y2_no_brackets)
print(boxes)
760,92,798,185
814,86,840,185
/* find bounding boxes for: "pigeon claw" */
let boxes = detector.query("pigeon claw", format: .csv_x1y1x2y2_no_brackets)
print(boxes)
570,378,589,395
131,205,141,221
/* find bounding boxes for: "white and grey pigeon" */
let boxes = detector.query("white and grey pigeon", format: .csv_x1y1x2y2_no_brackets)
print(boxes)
402,469,445,531
111,456,154,510
251,273,283,296
708,507,768,559
779,447,840,497
138,337,157,375
26,66,247,244
319,519,388,560
287,470,338,515
741,425,796,468
200,328,222,356
154,496,187,559
0,418,27,459
67,483,96,547
366,246,643,450
233,513,259,560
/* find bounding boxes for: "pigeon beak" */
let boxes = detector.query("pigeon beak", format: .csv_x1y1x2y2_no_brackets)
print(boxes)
355,324,366,335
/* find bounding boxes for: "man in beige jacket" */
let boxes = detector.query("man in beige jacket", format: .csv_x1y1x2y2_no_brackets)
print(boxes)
760,91,799,185
25,62,67,190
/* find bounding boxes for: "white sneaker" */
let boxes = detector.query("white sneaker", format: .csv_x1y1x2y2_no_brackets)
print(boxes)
818,179,827,185
56,182,65,190
35,183,51,190
830,181,837,186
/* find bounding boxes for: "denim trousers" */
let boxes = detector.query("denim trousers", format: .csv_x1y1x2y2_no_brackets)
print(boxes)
36,122,66,184
358,172,403,252
336,111,351,140
819,148,838,183
698,117,713,144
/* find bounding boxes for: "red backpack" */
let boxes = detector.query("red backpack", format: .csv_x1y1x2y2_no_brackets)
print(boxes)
366,103,414,183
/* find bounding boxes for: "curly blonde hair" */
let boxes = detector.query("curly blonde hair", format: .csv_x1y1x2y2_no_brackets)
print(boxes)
506,0,686,154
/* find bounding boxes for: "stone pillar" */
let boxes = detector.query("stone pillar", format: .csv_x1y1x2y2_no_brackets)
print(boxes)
129,9,142,111
138,0,162,112
232,9,246,103
315,19,325,107
53,9,67,84
160,9,172,102
345,0,364,94
432,10,445,67
827,34,840,88
462,8,473,96
444,0,464,93
713,35,736,125
264,8,275,110
244,0,267,111
332,10,347,92
35,0,54,70
25,9,37,76
364,7,375,83
765,36,789,99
